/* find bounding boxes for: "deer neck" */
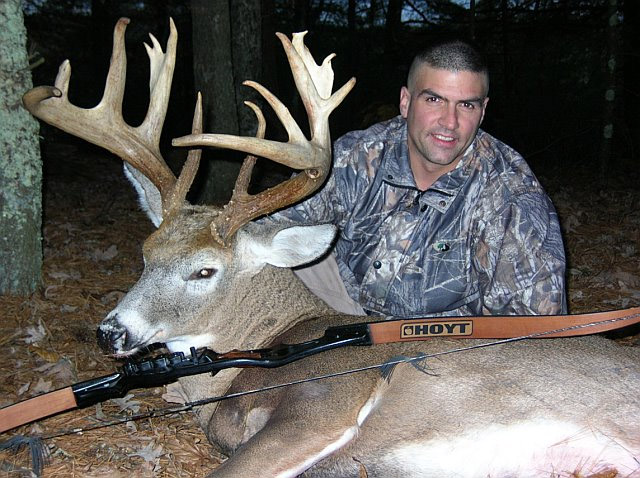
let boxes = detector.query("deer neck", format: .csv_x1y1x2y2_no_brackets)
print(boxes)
225,264,335,351
180,265,334,429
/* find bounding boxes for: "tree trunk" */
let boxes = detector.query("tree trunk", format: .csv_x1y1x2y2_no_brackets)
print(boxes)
384,0,403,66
469,0,476,40
294,0,310,30
230,0,262,137
386,0,402,41
191,0,262,203
0,0,43,294
368,0,378,28
599,0,621,178
261,0,278,93
623,0,640,163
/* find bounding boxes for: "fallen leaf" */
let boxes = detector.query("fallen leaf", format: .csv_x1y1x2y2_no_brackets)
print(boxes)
101,290,126,306
29,345,60,363
95,402,106,421
162,382,189,405
90,244,118,261
31,377,53,395
612,270,640,288
562,213,581,233
44,285,61,299
22,320,47,345
35,358,76,383
18,382,30,396
48,270,81,281
111,393,141,413
570,290,584,300
128,441,164,464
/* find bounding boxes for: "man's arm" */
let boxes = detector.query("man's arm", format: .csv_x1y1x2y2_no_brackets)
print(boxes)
473,191,567,315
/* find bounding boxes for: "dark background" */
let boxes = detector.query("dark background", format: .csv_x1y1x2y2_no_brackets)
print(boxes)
23,0,640,187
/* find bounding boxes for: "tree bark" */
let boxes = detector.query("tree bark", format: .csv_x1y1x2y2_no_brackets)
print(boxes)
623,0,639,162
230,0,262,137
190,0,261,203
368,0,378,28
294,0,310,30
469,0,476,40
384,0,403,66
191,0,238,136
385,0,402,42
0,0,43,294
599,0,621,177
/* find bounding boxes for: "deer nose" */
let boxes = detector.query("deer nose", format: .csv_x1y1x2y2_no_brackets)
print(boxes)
96,316,127,353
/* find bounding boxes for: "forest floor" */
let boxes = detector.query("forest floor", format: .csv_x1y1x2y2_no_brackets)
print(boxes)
0,139,639,477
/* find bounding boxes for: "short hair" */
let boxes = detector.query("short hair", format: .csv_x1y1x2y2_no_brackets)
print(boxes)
407,38,489,93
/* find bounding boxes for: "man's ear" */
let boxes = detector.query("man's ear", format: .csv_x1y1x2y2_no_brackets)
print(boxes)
399,86,411,118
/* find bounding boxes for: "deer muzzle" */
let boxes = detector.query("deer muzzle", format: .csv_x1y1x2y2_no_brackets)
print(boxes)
96,315,129,355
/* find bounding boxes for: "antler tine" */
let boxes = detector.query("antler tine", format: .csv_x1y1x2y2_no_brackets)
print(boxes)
164,92,203,217
173,35,356,170
22,18,196,211
232,101,267,193
174,32,356,246
210,101,264,244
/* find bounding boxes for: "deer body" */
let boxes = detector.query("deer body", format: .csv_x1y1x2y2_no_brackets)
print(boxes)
22,18,640,477
206,316,640,478
106,213,640,478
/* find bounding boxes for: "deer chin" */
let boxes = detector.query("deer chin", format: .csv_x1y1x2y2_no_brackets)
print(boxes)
111,346,142,359
164,333,215,355
111,331,161,357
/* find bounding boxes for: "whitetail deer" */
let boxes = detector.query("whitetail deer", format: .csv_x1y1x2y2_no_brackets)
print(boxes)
23,18,640,478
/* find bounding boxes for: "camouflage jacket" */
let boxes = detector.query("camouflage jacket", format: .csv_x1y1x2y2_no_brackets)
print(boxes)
273,115,567,318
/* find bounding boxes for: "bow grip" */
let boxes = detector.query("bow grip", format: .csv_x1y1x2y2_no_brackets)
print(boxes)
71,373,128,408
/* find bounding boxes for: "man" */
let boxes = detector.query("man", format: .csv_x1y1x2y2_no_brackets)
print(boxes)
271,37,566,318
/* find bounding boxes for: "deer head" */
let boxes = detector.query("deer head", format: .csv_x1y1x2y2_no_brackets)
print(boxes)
23,18,355,357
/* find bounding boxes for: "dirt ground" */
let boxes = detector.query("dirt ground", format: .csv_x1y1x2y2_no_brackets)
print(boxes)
0,138,639,477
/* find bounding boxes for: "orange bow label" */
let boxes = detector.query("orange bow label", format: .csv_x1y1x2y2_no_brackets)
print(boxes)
401,320,473,338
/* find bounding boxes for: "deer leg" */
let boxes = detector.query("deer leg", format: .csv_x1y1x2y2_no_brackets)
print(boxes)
206,373,387,478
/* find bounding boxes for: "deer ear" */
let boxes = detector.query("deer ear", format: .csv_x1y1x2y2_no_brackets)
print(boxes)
123,164,164,228
240,224,337,269
268,224,337,267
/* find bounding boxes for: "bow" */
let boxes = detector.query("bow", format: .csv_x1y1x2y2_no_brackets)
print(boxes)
1,306,639,434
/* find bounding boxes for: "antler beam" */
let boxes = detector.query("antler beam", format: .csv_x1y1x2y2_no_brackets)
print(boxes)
173,32,356,245
22,18,200,218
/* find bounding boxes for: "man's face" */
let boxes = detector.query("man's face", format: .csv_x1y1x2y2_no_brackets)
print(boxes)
400,64,489,185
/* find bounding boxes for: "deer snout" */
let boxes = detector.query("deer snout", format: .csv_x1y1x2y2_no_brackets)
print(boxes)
96,315,128,354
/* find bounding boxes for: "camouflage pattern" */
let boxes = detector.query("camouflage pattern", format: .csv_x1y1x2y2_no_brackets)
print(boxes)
273,115,566,318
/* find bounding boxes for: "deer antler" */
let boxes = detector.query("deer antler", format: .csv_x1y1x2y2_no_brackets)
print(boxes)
173,32,356,246
22,18,200,219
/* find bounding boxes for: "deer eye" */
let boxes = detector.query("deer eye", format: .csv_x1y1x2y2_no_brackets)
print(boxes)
189,268,217,280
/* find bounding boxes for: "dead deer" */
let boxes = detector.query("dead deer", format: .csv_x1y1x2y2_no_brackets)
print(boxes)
23,18,640,478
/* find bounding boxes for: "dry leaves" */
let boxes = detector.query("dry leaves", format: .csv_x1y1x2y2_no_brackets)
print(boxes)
111,394,141,414
21,321,46,345
162,382,190,405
